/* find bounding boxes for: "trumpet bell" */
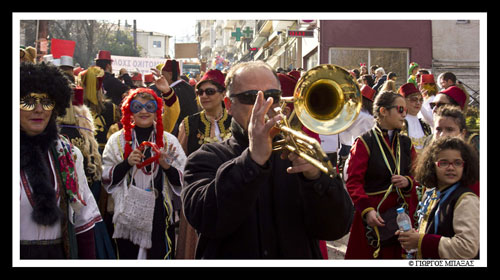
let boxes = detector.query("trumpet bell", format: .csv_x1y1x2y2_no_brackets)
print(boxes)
294,64,362,135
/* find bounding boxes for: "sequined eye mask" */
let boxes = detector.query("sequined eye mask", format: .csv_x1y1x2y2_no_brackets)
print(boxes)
130,100,158,113
20,93,56,111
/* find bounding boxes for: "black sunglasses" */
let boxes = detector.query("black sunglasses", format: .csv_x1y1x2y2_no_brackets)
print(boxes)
386,105,407,114
228,89,282,105
196,88,220,96
429,102,448,110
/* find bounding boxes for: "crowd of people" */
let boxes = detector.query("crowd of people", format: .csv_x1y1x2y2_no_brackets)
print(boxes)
19,46,480,261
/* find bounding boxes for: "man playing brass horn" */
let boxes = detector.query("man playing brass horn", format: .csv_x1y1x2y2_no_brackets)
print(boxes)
181,61,354,259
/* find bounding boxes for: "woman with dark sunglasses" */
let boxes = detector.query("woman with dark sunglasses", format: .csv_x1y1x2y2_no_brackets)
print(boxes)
344,90,418,259
177,69,232,156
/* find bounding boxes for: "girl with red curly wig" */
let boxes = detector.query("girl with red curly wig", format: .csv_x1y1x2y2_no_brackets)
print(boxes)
101,87,186,259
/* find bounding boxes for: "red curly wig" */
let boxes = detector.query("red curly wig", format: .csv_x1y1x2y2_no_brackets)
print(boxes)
121,88,164,159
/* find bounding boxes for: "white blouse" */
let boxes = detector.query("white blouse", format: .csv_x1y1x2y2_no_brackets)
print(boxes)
405,114,427,152
20,145,102,241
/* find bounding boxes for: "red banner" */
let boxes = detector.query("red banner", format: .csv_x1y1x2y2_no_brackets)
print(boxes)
51,38,76,58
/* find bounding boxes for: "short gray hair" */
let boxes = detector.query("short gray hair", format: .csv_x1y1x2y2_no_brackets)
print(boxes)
224,60,280,96
375,67,385,75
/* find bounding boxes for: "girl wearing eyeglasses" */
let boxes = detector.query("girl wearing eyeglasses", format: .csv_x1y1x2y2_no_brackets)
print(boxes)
102,88,186,259
397,136,479,259
345,90,418,259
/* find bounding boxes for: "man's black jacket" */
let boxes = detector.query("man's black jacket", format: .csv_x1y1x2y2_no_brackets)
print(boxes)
103,72,130,106
171,80,198,136
182,120,354,259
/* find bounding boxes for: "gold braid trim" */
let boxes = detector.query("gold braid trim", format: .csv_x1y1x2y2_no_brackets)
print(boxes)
417,233,425,259
361,207,375,218
200,111,211,142
183,116,190,137
358,136,370,156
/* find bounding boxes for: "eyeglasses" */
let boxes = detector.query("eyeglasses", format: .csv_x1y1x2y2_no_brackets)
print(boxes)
20,93,56,111
408,96,424,103
228,89,282,105
196,88,219,96
435,159,465,168
429,102,448,110
130,100,158,113
386,105,407,114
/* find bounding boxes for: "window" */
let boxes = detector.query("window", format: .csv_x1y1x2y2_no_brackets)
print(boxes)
329,48,368,71
329,47,409,89
153,41,161,48
304,47,318,71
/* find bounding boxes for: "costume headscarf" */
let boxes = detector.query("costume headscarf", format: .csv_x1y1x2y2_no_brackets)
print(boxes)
407,62,419,87
79,66,104,106
121,88,164,159
408,62,419,76
420,74,438,96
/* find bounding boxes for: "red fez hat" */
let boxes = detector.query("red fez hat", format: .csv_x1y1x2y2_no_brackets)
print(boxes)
73,67,84,76
161,59,180,73
420,74,436,84
398,83,420,98
95,50,113,61
144,73,154,83
288,70,301,80
131,73,143,81
196,69,226,89
360,85,376,101
189,78,197,86
277,73,297,98
277,73,297,113
439,86,467,110
72,86,84,106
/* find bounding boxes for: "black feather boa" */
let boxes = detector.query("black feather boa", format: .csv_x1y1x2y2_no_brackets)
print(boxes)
20,118,63,226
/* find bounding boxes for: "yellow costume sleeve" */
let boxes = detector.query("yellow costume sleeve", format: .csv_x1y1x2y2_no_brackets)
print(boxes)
162,89,180,133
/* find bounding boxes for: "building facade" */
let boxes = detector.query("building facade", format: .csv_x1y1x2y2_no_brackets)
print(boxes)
136,30,172,58
195,19,480,100
319,20,432,90
431,20,480,102
197,19,256,72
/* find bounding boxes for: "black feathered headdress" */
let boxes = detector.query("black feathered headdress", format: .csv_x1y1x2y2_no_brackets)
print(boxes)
20,62,72,117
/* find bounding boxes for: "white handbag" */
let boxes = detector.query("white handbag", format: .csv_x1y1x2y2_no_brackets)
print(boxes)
112,168,156,249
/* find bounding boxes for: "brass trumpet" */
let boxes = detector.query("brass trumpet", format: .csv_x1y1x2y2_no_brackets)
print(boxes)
272,64,362,178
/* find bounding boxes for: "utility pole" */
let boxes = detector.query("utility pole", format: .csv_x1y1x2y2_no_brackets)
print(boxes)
133,20,137,56
36,20,49,62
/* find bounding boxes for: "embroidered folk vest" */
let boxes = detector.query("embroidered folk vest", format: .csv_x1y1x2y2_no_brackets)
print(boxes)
418,185,479,259
183,110,232,155
358,127,413,194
